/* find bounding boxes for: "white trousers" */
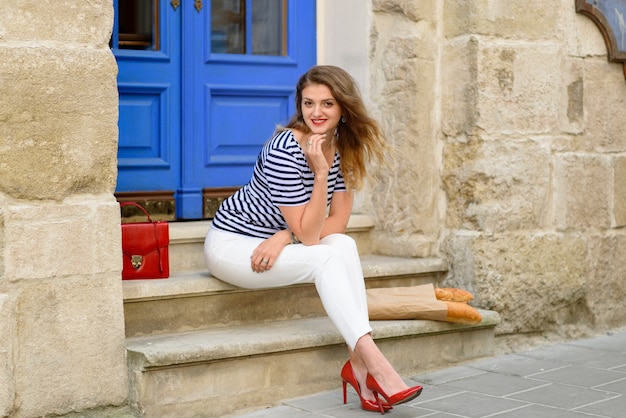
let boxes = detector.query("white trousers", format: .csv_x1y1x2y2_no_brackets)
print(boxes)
204,227,372,349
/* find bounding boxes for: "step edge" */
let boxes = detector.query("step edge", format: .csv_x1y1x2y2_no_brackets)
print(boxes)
126,310,500,370
168,214,374,243
122,256,449,302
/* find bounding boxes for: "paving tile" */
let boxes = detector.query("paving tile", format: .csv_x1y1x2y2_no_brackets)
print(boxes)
508,382,616,409
573,351,626,370
442,371,546,397
595,377,626,395
529,364,626,388
232,330,626,417
408,383,466,406
488,403,607,417
366,404,439,417
417,392,528,418
569,329,626,354
415,365,485,385
520,344,602,365
576,394,626,418
404,409,461,418
235,405,321,417
284,389,343,412
467,353,567,377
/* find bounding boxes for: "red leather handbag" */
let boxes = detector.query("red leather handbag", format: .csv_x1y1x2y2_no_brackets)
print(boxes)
120,202,169,280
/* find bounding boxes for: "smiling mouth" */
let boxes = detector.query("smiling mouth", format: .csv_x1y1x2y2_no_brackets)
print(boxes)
311,119,326,125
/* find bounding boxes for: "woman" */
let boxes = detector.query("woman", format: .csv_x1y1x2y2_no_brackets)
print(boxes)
204,65,422,414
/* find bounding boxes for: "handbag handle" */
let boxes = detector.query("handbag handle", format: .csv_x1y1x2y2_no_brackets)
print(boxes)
119,202,165,273
120,201,155,223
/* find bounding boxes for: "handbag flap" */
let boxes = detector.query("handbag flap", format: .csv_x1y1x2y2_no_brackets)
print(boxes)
121,222,169,255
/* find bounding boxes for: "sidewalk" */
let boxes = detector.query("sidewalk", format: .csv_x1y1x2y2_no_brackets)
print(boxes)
236,328,626,418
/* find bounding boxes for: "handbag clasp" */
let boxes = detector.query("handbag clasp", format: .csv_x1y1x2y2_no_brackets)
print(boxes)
131,255,143,270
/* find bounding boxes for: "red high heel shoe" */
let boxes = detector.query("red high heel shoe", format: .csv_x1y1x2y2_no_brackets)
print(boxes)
341,361,392,413
366,373,423,411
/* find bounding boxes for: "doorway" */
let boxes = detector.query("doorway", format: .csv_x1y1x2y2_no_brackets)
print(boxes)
111,0,316,219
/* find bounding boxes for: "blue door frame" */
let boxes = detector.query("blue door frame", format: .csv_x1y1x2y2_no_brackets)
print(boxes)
113,0,316,219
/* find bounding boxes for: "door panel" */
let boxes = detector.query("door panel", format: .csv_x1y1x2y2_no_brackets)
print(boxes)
114,0,182,193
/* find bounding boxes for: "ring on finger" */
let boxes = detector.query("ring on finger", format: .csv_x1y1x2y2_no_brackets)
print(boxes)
261,259,269,264
307,141,312,145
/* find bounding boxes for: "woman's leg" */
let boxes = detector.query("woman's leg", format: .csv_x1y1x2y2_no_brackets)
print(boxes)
350,335,413,398
205,229,371,348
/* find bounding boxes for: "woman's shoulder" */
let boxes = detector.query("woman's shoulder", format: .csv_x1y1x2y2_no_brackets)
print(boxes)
267,129,300,151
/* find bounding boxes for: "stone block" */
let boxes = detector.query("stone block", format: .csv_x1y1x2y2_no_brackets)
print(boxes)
4,199,121,280
373,0,435,23
444,0,561,40
0,46,118,201
442,37,479,136
582,60,626,153
444,233,588,336
554,154,611,230
14,276,127,417
367,1,441,256
443,38,569,136
613,155,626,228
0,199,4,280
585,234,626,328
0,0,113,44
443,137,551,232
0,294,15,417
475,42,563,134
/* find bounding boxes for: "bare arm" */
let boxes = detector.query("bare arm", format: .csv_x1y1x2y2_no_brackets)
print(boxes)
280,189,353,245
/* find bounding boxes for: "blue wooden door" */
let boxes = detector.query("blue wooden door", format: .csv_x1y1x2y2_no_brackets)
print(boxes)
113,0,316,219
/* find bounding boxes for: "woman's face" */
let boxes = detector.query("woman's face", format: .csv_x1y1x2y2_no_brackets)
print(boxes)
300,83,342,136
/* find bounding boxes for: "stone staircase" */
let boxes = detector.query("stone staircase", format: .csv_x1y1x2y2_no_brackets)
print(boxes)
122,216,500,417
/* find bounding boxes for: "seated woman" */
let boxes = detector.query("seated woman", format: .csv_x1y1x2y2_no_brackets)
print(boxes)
204,65,423,414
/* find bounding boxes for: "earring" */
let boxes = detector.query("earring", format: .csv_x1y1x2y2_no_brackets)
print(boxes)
341,116,347,123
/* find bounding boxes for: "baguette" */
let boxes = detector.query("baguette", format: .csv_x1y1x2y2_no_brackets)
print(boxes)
444,301,482,324
435,287,474,303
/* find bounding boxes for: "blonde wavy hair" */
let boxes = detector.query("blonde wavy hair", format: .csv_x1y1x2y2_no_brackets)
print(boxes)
279,65,386,191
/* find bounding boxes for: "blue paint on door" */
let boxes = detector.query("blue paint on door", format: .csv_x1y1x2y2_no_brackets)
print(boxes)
114,0,316,219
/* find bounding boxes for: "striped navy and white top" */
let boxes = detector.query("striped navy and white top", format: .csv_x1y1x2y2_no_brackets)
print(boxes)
211,129,346,238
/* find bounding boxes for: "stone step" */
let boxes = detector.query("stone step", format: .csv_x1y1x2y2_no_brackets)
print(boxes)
126,311,500,418
166,215,377,272
122,255,449,337
123,219,500,417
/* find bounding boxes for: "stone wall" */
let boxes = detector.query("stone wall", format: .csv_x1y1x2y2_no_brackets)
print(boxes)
0,1,128,416
365,0,626,343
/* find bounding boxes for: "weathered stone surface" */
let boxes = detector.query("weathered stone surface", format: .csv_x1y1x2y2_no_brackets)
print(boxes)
366,0,440,257
585,234,626,328
0,46,118,201
582,60,626,153
0,294,15,418
373,0,434,22
4,199,121,280
14,276,127,417
442,37,479,137
444,0,561,39
443,233,589,336
475,43,563,134
0,2,127,416
554,154,611,230
0,0,113,44
613,155,626,228
434,0,626,344
443,137,552,232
